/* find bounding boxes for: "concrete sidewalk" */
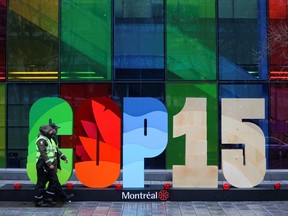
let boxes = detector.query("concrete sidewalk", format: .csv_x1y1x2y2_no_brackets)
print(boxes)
1,169,288,215
1,200,288,215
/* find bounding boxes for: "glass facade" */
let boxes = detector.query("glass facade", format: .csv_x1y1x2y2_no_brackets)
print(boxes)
218,0,267,80
269,0,288,80
0,0,6,81
60,83,112,164
61,1,112,81
167,0,216,80
0,0,288,171
0,84,5,167
7,83,58,167
8,0,59,81
114,0,164,80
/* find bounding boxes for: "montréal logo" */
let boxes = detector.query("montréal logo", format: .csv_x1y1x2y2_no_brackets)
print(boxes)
158,190,170,201
121,190,170,201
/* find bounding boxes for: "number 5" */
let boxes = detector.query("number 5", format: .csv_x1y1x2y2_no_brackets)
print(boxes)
221,98,266,188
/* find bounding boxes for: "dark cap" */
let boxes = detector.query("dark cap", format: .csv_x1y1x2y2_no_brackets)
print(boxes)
49,123,60,129
39,125,54,136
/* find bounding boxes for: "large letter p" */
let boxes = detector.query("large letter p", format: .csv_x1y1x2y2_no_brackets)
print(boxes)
123,97,168,188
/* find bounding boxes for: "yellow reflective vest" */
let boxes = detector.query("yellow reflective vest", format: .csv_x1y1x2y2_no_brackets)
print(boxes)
36,135,57,164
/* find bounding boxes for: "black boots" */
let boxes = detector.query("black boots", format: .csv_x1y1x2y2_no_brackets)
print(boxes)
34,193,74,207
34,197,57,207
63,193,74,202
44,197,56,206
34,199,48,207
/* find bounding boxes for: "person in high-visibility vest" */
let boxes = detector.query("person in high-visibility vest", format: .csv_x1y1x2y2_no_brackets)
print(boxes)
45,122,74,204
33,125,73,207
49,122,64,171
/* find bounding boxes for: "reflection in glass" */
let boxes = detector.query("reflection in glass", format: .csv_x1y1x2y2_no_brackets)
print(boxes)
218,0,267,80
0,84,5,167
61,1,112,81
7,83,58,168
114,0,164,80
268,0,288,80
0,0,6,81
60,83,112,163
270,84,288,168
7,0,59,81
166,0,216,80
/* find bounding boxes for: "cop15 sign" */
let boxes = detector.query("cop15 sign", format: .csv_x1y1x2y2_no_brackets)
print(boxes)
27,97,265,189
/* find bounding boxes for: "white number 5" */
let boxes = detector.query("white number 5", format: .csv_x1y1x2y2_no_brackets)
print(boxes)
221,98,266,188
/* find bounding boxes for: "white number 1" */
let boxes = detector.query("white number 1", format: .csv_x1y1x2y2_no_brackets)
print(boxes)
172,98,218,188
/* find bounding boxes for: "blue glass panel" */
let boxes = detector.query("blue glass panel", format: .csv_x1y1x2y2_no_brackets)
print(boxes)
114,1,164,80
218,0,268,80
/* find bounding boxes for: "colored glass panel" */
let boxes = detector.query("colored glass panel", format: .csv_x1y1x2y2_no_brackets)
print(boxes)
0,0,6,81
269,0,287,19
7,83,58,168
270,84,288,168
268,0,288,80
166,0,216,80
61,0,112,81
0,84,5,167
60,83,112,163
7,0,59,81
114,0,164,80
166,83,218,168
218,0,267,80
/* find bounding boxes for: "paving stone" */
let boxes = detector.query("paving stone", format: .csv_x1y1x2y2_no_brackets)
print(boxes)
1,200,288,215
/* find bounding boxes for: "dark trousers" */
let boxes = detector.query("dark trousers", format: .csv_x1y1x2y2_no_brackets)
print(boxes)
34,160,67,202
34,160,47,202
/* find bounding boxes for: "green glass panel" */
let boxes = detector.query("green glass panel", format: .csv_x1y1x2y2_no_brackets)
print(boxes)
166,82,218,168
0,84,5,167
7,0,59,81
166,0,216,80
61,0,112,81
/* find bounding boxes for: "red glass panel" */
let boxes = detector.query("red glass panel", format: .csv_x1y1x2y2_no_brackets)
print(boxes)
269,1,288,80
269,84,288,168
269,0,287,19
269,20,288,66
